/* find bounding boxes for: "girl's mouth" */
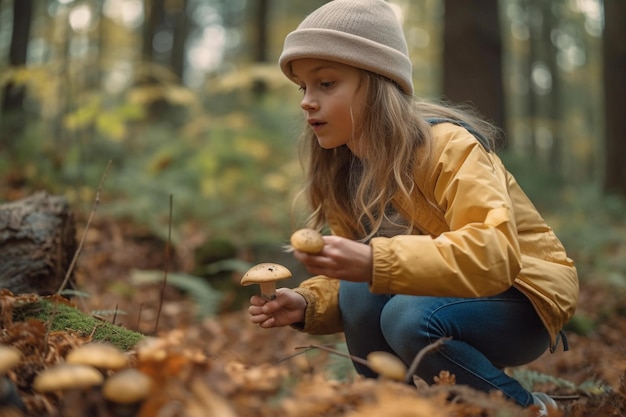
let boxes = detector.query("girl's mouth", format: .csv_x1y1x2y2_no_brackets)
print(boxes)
308,119,326,131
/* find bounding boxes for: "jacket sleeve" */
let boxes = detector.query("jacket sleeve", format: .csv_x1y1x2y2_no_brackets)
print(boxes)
370,125,523,297
293,276,343,334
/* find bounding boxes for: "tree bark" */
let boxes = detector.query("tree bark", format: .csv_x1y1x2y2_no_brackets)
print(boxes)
0,192,77,295
1,0,33,113
603,0,626,196
170,0,189,81
442,0,505,132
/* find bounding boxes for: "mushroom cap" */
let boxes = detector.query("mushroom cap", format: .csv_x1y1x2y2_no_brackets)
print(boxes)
366,351,407,381
240,263,292,286
0,344,21,374
290,228,324,254
65,342,129,370
102,368,153,404
33,363,104,392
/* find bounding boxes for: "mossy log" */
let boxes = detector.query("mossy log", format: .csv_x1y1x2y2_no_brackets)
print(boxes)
12,297,144,351
0,192,77,295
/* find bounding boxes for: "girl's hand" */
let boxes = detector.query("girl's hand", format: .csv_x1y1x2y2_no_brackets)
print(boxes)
293,235,373,283
248,288,307,328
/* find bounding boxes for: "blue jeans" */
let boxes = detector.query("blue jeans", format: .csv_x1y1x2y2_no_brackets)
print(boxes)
338,282,551,407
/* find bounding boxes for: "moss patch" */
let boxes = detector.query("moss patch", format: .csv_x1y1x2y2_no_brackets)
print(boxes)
14,299,144,351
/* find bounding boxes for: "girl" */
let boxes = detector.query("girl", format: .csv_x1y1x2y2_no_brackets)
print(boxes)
247,0,578,414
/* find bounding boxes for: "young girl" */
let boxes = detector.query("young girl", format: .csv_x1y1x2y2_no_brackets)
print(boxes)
247,0,578,414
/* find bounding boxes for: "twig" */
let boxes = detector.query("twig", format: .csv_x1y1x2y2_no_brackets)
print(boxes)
550,394,580,401
135,302,144,332
56,160,112,295
153,194,173,334
404,336,451,383
112,304,119,325
292,344,371,367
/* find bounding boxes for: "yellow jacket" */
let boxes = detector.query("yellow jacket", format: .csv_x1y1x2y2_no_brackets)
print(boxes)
294,123,579,347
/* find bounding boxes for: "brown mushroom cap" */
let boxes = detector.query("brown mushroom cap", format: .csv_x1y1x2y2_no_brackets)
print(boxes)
240,263,292,286
290,228,324,254
65,342,129,370
33,363,104,392
366,351,407,381
102,368,153,404
0,344,21,374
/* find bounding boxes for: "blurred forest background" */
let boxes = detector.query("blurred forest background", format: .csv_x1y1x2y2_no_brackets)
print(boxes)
0,0,625,288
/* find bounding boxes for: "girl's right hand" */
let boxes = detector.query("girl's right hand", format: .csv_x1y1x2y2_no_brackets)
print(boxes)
248,288,307,328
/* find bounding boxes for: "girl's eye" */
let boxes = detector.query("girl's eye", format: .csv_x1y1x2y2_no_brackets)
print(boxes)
320,81,334,89
298,86,306,93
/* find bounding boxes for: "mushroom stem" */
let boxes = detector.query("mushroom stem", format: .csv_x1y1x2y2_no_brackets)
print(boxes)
258,282,277,301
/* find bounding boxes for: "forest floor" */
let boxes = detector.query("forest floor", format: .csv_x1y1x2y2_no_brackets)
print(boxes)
2,218,626,417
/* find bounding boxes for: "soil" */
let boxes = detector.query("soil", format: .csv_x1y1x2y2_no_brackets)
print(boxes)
1,218,625,417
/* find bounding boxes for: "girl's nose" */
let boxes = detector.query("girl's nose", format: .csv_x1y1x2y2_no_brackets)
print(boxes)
300,92,318,111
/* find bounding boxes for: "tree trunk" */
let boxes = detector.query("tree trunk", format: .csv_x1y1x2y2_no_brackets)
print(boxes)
0,192,77,295
1,0,33,113
251,0,270,97
527,0,561,172
142,0,166,63
603,0,626,196
442,0,505,132
170,0,188,81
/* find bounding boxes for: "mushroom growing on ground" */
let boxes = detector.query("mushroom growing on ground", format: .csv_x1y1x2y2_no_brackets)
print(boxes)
290,228,325,254
240,263,292,301
0,344,25,412
33,363,104,393
366,351,408,382
103,368,153,417
33,363,105,415
65,342,129,373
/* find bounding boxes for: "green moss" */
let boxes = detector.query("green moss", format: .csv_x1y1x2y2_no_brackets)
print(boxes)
14,299,144,351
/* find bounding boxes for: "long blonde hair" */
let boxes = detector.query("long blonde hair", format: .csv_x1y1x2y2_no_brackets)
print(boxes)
297,71,500,242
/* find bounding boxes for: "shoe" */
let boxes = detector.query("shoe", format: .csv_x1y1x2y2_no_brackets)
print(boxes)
531,392,558,416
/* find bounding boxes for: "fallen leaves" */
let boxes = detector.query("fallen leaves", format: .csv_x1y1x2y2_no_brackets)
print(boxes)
2,222,625,416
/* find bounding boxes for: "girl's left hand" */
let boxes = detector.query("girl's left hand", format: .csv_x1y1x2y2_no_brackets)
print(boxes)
293,235,373,282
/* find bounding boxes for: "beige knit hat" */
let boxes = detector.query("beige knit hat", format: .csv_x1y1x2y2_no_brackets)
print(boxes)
279,0,413,95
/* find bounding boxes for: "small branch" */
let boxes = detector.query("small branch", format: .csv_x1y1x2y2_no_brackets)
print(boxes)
292,344,371,368
550,394,580,401
56,160,112,295
404,337,451,383
135,302,144,332
111,304,119,325
153,194,173,334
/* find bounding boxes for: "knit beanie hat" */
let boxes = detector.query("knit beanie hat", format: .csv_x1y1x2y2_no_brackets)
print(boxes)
279,0,413,95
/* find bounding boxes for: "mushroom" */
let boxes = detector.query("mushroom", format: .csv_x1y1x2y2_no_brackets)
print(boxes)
366,351,407,381
65,342,129,373
33,363,104,393
290,228,324,254
0,344,25,411
102,368,153,416
0,345,21,376
240,263,292,301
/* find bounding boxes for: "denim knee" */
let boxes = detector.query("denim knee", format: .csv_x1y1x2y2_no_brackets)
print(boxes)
380,295,440,363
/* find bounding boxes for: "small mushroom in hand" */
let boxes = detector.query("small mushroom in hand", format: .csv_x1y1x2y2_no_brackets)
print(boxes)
240,263,292,301
290,228,324,254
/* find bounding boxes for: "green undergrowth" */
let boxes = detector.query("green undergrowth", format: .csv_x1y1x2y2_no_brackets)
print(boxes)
13,298,144,351
511,368,612,397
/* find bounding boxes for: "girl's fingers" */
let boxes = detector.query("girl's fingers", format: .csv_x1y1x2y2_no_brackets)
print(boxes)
249,311,273,324
248,305,265,315
258,317,275,328
250,295,267,306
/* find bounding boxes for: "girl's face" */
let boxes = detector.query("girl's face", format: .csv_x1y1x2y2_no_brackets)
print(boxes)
290,58,365,153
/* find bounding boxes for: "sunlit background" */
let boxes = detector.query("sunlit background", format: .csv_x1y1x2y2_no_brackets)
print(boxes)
1,0,623,285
